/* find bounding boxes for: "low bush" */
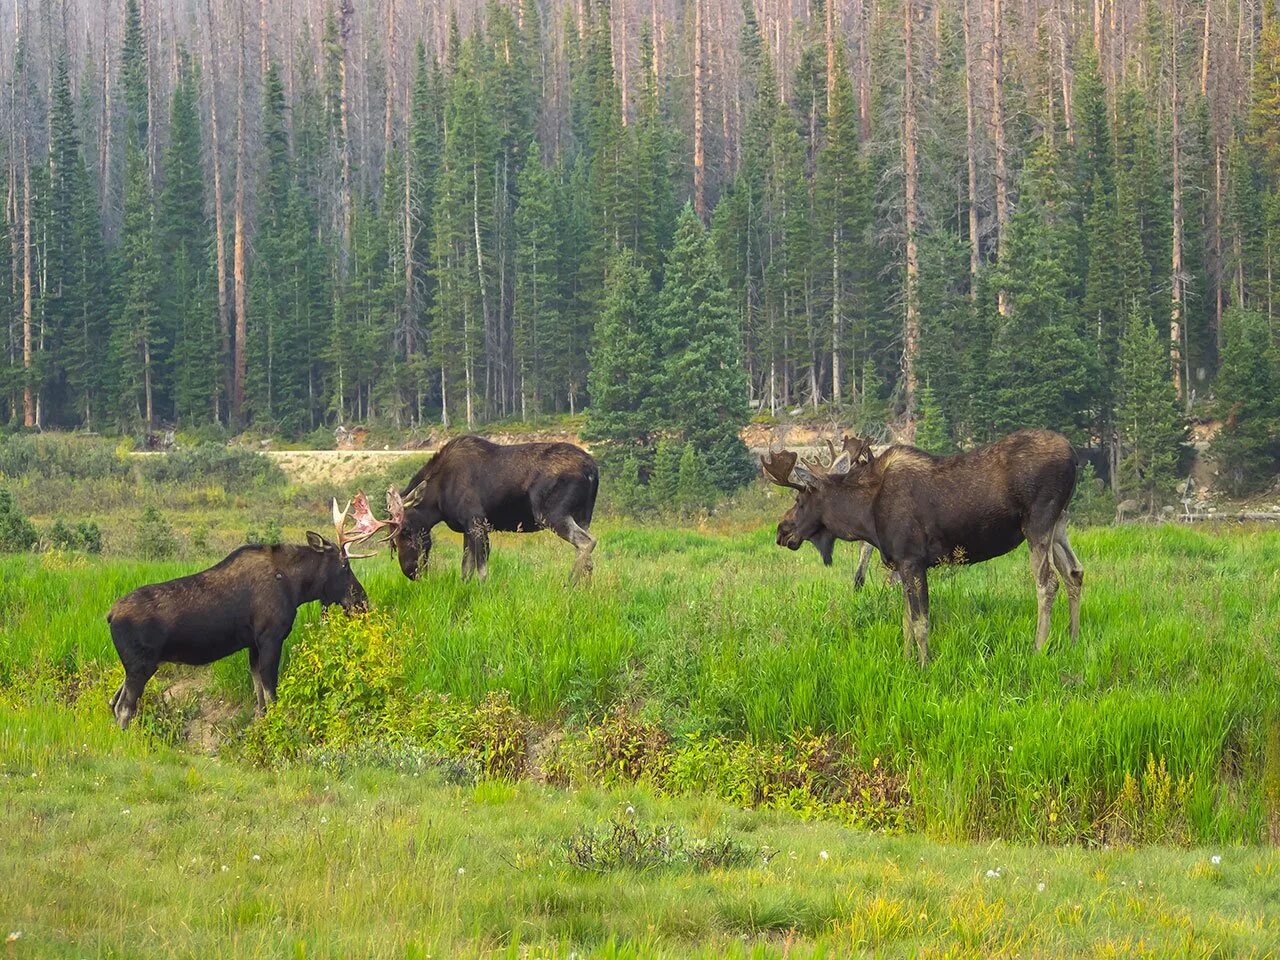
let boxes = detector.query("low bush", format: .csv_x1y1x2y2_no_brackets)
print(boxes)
0,487,38,552
244,519,284,546
565,814,757,873
136,507,177,559
139,444,286,489
48,518,103,553
0,434,130,482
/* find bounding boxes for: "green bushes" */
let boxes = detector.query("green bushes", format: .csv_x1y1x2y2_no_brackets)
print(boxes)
139,444,287,489
47,518,103,553
244,519,284,546
0,487,38,552
136,507,177,559
565,814,757,872
0,434,130,481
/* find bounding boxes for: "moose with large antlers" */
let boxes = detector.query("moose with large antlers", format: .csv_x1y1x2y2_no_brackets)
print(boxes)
384,435,599,582
762,429,1084,664
104,495,385,729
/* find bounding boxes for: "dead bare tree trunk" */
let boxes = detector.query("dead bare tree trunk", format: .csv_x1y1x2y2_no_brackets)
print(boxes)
232,0,248,428
903,0,920,427
693,0,706,219
1201,0,1211,95
992,0,1009,315
204,0,230,422
857,0,872,140
338,0,354,275
21,144,33,428
963,0,980,290
1171,3,1185,403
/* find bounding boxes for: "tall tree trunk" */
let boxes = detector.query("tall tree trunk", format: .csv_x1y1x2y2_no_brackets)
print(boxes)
338,0,354,276
21,146,33,428
1213,140,1224,351
992,0,1009,315
857,0,872,140
1171,7,1185,403
205,0,230,422
1201,0,1211,96
903,0,920,426
99,37,112,220
384,0,396,179
963,0,980,290
693,0,706,218
232,0,248,428
619,0,629,122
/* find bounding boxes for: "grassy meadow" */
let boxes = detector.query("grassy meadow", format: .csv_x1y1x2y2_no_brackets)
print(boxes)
3,435,1280,956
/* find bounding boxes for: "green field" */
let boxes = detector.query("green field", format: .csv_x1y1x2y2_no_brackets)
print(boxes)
3,518,1280,956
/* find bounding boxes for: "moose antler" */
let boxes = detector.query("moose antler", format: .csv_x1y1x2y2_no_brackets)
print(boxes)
841,434,874,463
331,491,388,559
760,448,808,490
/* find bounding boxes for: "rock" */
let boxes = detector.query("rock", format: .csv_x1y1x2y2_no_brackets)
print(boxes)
1160,505,1174,515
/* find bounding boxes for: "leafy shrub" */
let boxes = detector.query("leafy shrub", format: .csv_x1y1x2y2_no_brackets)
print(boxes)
0,487,38,552
139,444,286,489
0,434,130,481
136,507,177,559
244,519,284,546
189,522,212,555
581,708,672,783
48,518,102,553
245,612,404,761
565,815,756,873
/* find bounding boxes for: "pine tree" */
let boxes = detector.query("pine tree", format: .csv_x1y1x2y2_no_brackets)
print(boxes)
656,206,753,493
159,53,217,426
676,443,713,513
109,139,161,429
914,382,955,453
513,149,562,418
987,142,1092,438
650,436,682,507
584,250,657,458
1210,307,1280,494
1247,0,1280,183
1115,307,1186,508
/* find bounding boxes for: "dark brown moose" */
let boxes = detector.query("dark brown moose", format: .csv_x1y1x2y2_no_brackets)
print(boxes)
105,497,383,729
386,435,599,582
763,429,1083,664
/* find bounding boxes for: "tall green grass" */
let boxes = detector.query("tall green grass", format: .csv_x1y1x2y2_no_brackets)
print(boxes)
2,522,1278,842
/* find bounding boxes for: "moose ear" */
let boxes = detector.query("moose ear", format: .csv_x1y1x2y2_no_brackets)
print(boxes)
792,461,820,488
305,531,328,552
829,451,852,475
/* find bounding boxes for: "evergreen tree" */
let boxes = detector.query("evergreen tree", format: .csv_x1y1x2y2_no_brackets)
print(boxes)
1115,307,1186,508
650,436,682,507
109,139,161,428
987,142,1092,439
158,54,217,426
584,250,657,459
1211,307,1280,494
914,382,955,454
656,206,754,492
676,443,713,513
513,149,562,417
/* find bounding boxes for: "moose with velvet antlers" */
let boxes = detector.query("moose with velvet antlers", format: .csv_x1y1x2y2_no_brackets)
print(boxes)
762,429,1084,665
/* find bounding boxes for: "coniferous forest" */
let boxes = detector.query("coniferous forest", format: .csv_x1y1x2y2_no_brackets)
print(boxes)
1,0,1279,496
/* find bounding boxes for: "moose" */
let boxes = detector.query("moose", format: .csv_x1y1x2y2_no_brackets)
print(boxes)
763,429,1083,664
386,435,599,582
105,496,384,729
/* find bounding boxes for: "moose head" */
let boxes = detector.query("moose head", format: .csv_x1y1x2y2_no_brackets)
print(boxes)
761,435,879,562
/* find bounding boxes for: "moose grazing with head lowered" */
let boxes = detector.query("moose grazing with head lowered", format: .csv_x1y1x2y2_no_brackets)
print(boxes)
386,435,599,582
104,496,384,729
763,428,1083,665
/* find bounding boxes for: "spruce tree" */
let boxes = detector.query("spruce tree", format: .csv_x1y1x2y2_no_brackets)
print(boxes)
1115,308,1186,509
656,206,754,493
1210,307,1280,494
109,139,161,429
584,250,657,460
914,382,955,454
159,54,217,426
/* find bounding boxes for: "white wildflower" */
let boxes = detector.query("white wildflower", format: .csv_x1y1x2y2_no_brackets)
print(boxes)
457,867,466,876
252,855,261,862
1036,882,1046,893
1210,855,1221,866
819,850,829,861
220,865,229,873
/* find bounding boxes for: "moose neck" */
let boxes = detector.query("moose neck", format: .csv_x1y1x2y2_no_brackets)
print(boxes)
279,546,328,607
822,482,879,547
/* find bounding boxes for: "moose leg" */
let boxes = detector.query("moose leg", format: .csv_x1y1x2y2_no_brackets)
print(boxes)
854,542,874,589
108,682,125,713
248,645,267,716
899,562,930,666
255,636,285,705
1051,520,1084,643
463,519,491,581
1029,537,1060,652
114,663,157,730
552,516,597,583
